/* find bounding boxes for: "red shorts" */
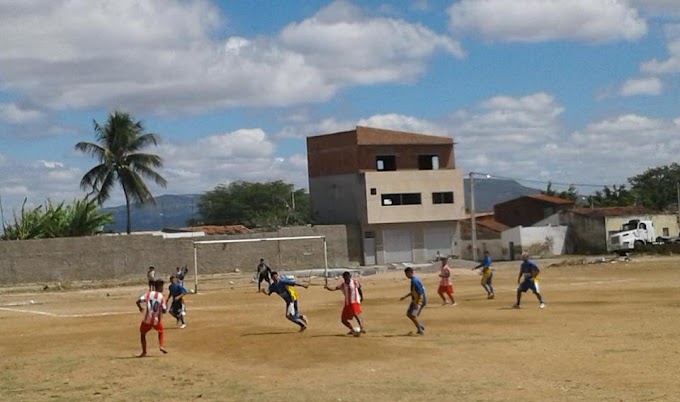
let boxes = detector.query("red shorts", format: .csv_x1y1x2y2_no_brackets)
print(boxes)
341,303,362,320
438,285,454,296
140,321,164,334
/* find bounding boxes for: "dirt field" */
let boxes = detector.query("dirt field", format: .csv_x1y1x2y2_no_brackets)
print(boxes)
1,256,679,402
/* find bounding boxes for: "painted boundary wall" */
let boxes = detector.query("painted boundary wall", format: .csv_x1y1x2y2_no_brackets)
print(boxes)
0,225,361,285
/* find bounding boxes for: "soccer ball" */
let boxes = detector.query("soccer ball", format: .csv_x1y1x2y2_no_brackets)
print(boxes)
352,326,361,337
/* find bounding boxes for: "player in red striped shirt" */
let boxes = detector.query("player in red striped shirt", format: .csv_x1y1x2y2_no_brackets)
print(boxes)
136,279,168,357
325,271,365,336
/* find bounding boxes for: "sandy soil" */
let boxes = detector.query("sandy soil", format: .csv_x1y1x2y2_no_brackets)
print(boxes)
1,256,679,402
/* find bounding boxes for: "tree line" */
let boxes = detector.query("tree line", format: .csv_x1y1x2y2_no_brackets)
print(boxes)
541,163,680,211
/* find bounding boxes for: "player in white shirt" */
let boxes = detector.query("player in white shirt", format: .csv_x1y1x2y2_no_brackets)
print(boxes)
136,279,168,357
325,271,365,336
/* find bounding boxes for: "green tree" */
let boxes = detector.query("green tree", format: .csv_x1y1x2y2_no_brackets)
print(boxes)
1,198,113,240
590,185,635,208
198,181,312,230
627,163,680,211
75,111,167,234
541,182,577,200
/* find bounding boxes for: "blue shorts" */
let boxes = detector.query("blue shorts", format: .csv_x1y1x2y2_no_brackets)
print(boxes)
285,300,299,318
407,302,425,317
518,280,540,293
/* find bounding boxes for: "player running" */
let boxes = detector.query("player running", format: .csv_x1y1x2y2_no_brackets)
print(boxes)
167,276,188,329
325,271,365,336
175,266,189,288
472,250,495,299
400,267,427,335
437,256,456,306
262,271,309,332
513,253,545,309
136,279,168,357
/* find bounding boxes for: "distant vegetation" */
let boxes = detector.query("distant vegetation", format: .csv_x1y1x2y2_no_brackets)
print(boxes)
1,198,113,240
197,180,312,230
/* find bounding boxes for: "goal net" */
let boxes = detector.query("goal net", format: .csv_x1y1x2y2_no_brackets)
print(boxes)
191,235,328,293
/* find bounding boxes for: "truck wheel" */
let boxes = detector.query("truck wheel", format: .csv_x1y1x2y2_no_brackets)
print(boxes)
634,240,645,247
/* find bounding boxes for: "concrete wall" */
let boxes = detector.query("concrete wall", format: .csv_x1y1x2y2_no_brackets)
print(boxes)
364,170,465,224
500,225,568,259
458,239,504,261
309,174,366,224
0,225,361,285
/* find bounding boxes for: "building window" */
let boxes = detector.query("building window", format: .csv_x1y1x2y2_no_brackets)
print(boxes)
418,154,439,170
432,191,454,204
382,193,422,206
364,231,375,239
663,228,669,236
370,188,377,195
376,155,396,171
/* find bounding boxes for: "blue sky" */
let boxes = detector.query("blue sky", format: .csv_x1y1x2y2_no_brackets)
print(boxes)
0,0,679,216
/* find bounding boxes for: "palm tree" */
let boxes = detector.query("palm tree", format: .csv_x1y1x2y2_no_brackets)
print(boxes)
75,111,167,234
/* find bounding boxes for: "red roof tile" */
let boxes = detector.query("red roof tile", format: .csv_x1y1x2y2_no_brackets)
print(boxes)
525,194,576,204
188,225,253,235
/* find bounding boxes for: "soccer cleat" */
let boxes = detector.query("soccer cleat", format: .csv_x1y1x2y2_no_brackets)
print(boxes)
539,302,545,309
360,328,366,334
299,325,307,332
180,324,186,329
487,294,495,299
450,302,458,307
512,304,520,309
299,314,308,326
417,324,425,335
159,347,168,354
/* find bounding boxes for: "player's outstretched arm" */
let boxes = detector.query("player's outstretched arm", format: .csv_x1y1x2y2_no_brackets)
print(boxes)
136,300,143,312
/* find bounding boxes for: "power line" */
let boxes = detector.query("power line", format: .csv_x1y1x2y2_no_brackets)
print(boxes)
469,172,628,189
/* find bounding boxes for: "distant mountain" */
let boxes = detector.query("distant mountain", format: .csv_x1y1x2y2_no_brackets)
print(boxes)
463,178,540,212
101,180,539,232
102,194,201,232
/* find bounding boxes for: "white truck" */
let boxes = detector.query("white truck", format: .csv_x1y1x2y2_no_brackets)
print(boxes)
609,219,658,254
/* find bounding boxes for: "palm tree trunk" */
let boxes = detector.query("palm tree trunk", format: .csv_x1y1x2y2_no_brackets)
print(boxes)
123,186,132,234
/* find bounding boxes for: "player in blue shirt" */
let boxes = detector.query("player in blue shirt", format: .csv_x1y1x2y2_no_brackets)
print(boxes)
472,250,495,299
262,271,309,331
400,267,427,335
167,276,188,328
513,253,545,309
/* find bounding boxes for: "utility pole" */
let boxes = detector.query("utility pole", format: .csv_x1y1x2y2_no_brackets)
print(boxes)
677,181,679,213
470,172,477,262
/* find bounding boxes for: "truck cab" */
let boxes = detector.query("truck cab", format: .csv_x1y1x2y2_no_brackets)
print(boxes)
609,219,657,254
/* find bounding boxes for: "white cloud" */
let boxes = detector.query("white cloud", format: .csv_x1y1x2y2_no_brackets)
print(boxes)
641,24,680,74
448,0,647,43
619,77,662,96
0,0,459,116
357,114,446,135
0,103,45,124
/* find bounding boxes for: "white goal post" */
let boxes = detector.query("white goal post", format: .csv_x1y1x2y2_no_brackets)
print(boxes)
191,235,328,293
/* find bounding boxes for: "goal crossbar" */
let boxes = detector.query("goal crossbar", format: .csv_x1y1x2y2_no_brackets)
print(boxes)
191,235,328,293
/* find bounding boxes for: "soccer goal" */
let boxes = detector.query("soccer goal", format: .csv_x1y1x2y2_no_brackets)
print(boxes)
191,235,328,293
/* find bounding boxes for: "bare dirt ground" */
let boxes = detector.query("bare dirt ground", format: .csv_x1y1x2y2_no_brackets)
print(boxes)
1,256,679,402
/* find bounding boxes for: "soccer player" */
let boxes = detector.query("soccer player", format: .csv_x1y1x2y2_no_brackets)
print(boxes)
262,271,309,331
437,256,456,306
514,253,545,309
175,266,188,288
256,258,272,293
472,250,495,299
136,279,168,357
146,266,156,291
325,271,365,336
400,267,427,335
167,276,188,329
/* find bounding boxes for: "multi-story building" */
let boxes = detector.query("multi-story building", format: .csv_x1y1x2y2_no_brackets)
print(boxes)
307,126,465,264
